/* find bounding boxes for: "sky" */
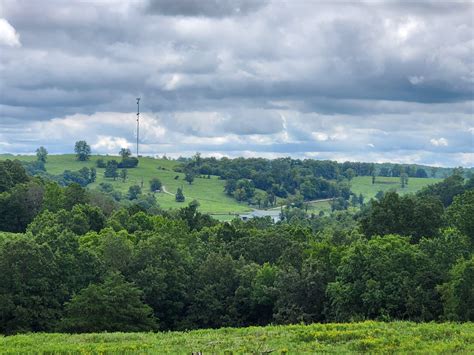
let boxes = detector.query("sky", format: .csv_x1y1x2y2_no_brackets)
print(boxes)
0,0,473,167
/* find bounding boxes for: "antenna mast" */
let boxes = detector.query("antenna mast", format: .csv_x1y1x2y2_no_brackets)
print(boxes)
136,97,140,157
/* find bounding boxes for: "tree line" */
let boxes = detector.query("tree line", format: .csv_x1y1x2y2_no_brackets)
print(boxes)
0,158,473,334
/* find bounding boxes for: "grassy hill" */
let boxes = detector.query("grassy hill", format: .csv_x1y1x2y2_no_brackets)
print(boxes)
0,154,443,216
1,321,472,353
0,154,251,215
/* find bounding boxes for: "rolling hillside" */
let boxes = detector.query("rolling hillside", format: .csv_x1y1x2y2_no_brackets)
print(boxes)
0,154,251,215
1,154,444,216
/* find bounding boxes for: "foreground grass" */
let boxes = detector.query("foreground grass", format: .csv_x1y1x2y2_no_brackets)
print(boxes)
1,321,473,353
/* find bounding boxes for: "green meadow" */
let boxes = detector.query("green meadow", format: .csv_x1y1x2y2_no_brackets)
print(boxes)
0,154,251,215
1,321,472,353
351,175,442,200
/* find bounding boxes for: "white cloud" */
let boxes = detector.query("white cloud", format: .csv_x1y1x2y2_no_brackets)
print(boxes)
408,76,424,85
92,136,131,151
0,18,20,47
311,132,329,141
430,137,448,147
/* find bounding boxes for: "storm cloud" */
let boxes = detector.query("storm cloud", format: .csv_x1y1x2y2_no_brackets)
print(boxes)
0,0,472,166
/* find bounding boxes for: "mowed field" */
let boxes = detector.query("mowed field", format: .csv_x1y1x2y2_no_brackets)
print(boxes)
0,154,251,215
1,321,472,353
351,175,442,200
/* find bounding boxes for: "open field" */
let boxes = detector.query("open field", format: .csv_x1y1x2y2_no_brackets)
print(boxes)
1,321,472,353
0,154,251,214
351,175,442,200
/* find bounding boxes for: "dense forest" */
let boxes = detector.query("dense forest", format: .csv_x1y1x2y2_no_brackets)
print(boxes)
0,155,473,334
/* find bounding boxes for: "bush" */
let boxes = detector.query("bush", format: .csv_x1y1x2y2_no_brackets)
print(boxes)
118,157,139,169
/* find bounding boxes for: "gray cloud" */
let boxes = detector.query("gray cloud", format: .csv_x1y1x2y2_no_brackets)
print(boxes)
0,0,472,166
145,0,267,17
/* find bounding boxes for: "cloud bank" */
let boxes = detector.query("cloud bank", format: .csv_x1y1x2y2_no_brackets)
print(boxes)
0,0,472,166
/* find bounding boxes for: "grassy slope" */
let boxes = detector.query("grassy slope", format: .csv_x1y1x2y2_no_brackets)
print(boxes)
1,322,473,353
0,154,442,214
0,154,251,214
351,176,442,200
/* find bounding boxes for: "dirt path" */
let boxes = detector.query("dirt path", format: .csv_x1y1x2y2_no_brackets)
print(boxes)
161,185,175,196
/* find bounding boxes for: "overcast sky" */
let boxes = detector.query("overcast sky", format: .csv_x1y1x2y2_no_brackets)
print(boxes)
0,0,473,166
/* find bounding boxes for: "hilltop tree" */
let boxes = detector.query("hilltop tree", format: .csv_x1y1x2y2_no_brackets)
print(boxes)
36,146,48,163
119,148,132,159
74,141,91,161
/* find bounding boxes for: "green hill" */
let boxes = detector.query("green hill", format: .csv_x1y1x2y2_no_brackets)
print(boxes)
0,154,251,215
0,154,444,216
1,321,472,353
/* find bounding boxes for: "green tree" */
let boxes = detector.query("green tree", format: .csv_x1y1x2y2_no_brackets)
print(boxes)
417,174,466,207
86,168,95,184
175,187,185,202
360,192,444,241
64,183,88,210
129,232,193,330
120,168,128,182
0,182,44,232
254,190,268,208
74,141,91,161
0,234,61,333
344,168,356,181
185,172,195,185
119,148,132,159
42,182,65,212
36,146,48,163
445,190,474,242
104,160,119,180
438,256,474,321
127,185,142,200
60,272,157,332
0,160,29,193
149,178,162,192
327,235,433,321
